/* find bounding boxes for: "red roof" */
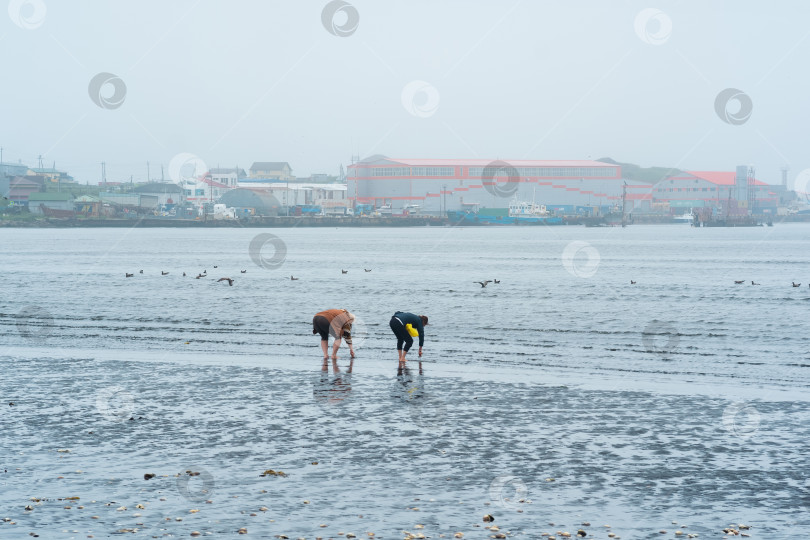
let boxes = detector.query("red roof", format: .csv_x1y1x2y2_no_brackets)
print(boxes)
201,176,230,188
359,158,618,168
685,171,768,186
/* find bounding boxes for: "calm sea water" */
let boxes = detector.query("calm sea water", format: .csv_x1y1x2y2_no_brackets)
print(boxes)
1,224,810,538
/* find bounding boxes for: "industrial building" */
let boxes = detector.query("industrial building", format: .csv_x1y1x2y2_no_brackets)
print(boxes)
346,155,651,214
219,188,282,216
652,168,780,216
27,192,74,214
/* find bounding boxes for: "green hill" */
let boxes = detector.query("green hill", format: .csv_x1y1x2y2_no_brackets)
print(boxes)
597,157,681,185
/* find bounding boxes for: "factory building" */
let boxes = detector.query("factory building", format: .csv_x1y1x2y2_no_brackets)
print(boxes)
652,168,780,216
346,155,647,214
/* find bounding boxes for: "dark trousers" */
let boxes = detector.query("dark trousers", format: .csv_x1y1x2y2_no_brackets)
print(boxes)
389,316,413,352
313,315,331,341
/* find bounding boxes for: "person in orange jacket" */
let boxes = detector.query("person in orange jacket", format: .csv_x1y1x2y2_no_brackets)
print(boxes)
312,309,356,360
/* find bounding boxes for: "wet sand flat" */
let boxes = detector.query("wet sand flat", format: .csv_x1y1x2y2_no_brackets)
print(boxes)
2,354,808,538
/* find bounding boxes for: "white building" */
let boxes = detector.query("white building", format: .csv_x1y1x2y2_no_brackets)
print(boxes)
209,167,246,188
237,182,349,213
181,174,235,208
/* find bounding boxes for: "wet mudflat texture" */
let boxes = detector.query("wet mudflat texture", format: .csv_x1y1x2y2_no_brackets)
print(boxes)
2,226,810,538
1,355,809,539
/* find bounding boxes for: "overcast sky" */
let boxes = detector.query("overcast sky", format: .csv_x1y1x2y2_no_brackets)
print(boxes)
1,1,807,185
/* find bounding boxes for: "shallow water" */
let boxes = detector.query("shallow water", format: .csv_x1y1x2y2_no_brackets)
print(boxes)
1,225,809,538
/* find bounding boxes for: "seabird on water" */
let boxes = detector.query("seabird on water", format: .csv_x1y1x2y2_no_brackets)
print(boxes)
241,270,246,273
161,271,169,275
217,277,234,286
734,280,744,284
125,273,134,278
474,280,492,288
751,281,760,285
792,282,801,287
630,280,636,284
364,269,372,272
290,275,299,281
341,269,348,274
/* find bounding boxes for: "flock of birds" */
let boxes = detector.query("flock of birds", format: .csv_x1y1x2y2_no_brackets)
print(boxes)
125,268,804,290
126,267,380,284
125,266,245,286
628,279,806,287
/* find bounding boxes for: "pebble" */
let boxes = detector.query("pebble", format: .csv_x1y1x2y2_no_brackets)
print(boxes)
191,533,201,537
483,515,494,522
237,528,247,534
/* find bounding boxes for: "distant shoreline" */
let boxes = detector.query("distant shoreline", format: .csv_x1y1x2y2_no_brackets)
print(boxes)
2,214,808,228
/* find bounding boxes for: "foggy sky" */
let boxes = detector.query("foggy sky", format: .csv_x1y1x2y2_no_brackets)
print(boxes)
1,0,807,185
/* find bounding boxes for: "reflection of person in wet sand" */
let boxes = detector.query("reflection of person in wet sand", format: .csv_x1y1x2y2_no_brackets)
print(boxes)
397,360,423,378
312,309,356,360
395,361,425,402
389,311,428,363
313,357,354,405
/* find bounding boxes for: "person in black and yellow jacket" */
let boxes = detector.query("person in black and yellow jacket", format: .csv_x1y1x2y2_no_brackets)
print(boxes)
389,311,428,362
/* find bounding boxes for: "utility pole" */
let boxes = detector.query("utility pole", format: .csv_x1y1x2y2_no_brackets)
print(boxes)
442,183,447,217
38,155,43,169
101,162,106,188
161,164,164,182
147,161,151,183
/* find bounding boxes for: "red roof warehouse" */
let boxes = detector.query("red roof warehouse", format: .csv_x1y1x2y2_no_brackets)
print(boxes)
346,155,647,213
652,170,779,214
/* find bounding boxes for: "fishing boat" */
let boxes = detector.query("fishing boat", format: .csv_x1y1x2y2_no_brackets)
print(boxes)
508,198,548,220
673,210,695,223
447,195,562,225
